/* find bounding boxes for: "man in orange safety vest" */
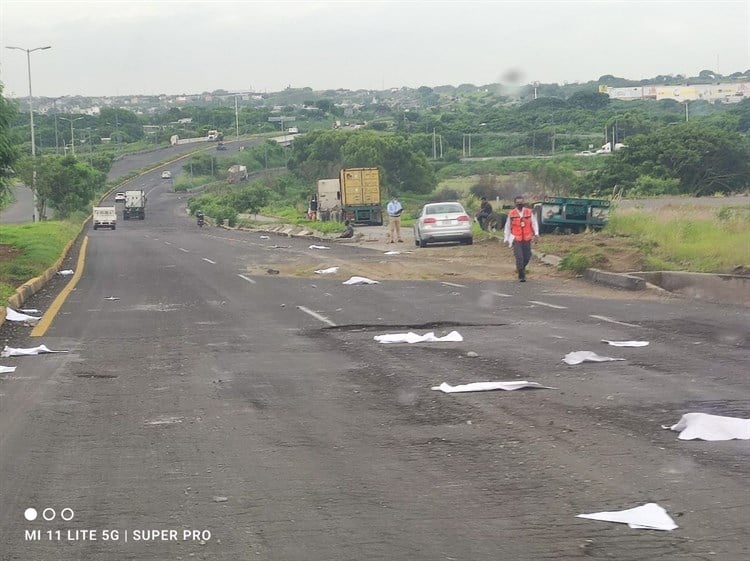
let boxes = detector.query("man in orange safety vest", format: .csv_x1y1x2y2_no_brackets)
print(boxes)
503,195,539,282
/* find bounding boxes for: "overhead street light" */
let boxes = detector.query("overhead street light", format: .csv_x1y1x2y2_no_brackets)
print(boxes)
60,116,84,155
6,45,52,222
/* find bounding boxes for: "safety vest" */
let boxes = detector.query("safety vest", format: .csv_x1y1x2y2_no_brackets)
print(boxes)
509,207,534,241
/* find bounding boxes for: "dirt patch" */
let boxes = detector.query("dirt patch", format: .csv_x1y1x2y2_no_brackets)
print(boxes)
537,231,645,273
0,244,22,264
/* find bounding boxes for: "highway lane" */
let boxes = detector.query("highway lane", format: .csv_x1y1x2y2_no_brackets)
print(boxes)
1,176,748,560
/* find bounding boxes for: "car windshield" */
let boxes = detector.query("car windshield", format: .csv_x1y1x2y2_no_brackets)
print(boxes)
426,204,463,215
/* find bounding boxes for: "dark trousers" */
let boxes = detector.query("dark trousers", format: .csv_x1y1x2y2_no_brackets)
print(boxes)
513,240,532,279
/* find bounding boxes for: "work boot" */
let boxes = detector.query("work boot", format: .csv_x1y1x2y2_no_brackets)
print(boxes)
518,269,526,282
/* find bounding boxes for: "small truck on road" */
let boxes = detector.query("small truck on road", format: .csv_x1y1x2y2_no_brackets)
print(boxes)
92,206,117,230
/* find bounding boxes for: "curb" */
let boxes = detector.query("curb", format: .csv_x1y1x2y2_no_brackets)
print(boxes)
583,268,647,291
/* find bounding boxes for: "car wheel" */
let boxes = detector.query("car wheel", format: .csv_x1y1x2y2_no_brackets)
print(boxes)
419,236,427,248
463,237,473,245
112,225,116,230
93,225,97,230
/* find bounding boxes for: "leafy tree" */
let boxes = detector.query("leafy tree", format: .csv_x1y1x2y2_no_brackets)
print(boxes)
232,184,272,215
15,154,106,217
585,122,750,196
0,84,19,203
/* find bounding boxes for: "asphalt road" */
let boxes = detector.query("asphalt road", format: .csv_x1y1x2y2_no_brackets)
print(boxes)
1,165,749,560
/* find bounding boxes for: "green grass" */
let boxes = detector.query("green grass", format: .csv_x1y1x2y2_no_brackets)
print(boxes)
605,205,750,272
0,221,81,301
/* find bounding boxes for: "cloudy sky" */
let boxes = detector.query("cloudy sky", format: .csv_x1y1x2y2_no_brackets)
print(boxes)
0,0,748,97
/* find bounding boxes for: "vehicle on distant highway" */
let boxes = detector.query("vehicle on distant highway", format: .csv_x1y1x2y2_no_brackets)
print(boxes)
114,192,126,203
161,170,172,179
216,142,227,151
414,202,473,248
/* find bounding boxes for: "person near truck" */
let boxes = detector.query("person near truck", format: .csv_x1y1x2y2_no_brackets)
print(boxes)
503,195,539,282
386,195,404,243
307,195,319,221
475,197,493,229
338,220,354,239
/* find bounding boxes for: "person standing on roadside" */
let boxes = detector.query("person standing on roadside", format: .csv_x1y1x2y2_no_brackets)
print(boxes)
386,195,404,243
503,195,539,282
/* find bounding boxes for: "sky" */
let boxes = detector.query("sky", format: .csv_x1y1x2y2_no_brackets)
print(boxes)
0,0,748,98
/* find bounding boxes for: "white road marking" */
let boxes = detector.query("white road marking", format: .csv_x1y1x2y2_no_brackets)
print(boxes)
529,300,567,310
590,314,640,328
202,258,216,264
487,291,512,298
441,282,466,288
297,306,337,327
238,274,256,284
178,247,189,253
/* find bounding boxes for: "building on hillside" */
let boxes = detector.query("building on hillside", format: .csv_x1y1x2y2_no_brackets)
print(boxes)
599,82,750,103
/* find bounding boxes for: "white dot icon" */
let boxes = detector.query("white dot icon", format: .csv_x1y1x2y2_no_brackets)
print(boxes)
24,508,38,521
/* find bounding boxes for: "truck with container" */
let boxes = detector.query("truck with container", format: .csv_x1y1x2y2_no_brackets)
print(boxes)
123,189,146,220
316,178,343,222
338,167,382,225
92,206,117,230
532,196,610,234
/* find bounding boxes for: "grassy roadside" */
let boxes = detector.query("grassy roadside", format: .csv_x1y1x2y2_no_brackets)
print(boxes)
0,221,81,302
537,204,750,274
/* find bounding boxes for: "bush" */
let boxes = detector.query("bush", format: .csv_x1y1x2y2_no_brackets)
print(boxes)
559,250,593,274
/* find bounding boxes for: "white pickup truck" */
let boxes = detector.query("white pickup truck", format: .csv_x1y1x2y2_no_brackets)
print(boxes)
93,206,117,230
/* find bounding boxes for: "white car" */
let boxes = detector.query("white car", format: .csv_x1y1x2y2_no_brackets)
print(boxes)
413,202,473,248
161,170,172,179
114,192,126,203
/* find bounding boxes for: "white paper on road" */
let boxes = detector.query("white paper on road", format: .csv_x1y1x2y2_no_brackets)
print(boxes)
432,381,553,393
602,340,650,347
260,235,270,239
375,331,463,344
343,276,379,285
308,245,330,250
1,345,69,358
563,351,625,365
383,251,400,255
315,267,339,274
20,308,41,314
1,365,17,373
5,309,41,323
663,412,750,441
577,503,678,531
57,269,74,275
104,296,120,300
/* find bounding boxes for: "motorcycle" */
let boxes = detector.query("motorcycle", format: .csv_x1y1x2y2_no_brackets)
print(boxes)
197,215,205,228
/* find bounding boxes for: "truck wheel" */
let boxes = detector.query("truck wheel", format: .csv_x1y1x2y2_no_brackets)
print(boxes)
112,225,116,230
140,214,145,220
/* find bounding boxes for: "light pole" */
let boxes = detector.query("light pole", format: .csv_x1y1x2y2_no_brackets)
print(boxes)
60,116,84,155
6,44,51,222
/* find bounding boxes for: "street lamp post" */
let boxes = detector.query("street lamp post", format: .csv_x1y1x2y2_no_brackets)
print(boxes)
60,116,84,155
6,44,51,222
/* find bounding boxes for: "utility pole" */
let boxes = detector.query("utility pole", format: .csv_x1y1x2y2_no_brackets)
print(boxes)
432,128,437,160
234,95,240,141
6,44,52,222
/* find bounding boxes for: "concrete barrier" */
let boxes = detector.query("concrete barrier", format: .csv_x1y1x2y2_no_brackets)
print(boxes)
584,268,647,291
631,271,750,305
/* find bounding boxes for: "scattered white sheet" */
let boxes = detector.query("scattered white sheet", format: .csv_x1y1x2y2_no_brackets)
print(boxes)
577,503,678,531
20,308,41,314
104,296,120,301
57,269,74,275
383,251,400,255
5,309,41,323
1,366,17,373
309,245,330,250
315,267,339,274
260,235,270,239
343,276,379,285
602,340,650,347
563,351,625,365
432,381,553,393
663,412,750,441
1,345,69,358
375,331,463,344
